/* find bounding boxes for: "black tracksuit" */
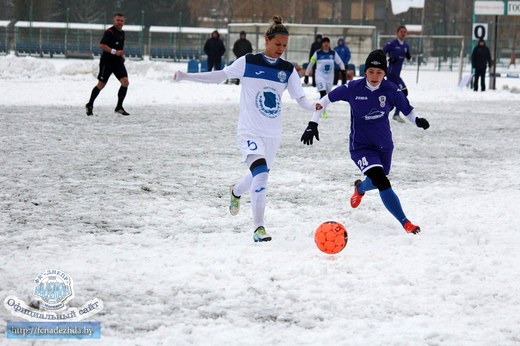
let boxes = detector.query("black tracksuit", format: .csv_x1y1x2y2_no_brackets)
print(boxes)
471,41,492,91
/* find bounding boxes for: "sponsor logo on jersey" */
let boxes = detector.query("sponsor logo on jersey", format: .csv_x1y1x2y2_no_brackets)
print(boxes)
355,96,368,100
255,87,281,118
364,108,385,120
255,71,265,75
277,71,287,83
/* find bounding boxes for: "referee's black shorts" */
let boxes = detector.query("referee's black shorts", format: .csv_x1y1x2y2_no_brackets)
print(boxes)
97,59,128,82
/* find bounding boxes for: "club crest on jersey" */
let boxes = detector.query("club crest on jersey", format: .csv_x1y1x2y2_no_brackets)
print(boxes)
277,71,287,83
256,87,281,118
379,95,386,108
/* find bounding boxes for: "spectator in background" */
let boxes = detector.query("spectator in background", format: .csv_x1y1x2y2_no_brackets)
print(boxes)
304,34,322,87
204,30,226,71
333,38,351,85
233,31,253,59
232,31,253,85
471,39,492,92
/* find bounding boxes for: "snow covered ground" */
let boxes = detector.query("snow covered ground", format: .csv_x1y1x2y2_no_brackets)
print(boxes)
1,55,520,345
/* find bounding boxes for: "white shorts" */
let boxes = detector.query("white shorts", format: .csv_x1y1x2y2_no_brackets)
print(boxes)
236,135,281,169
316,80,333,93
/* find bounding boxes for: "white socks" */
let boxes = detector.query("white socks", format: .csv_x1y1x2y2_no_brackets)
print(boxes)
232,172,253,197
231,170,269,229
250,172,268,229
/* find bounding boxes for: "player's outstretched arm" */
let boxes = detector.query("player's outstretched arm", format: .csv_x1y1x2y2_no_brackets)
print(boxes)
404,110,430,130
295,96,315,112
174,70,228,84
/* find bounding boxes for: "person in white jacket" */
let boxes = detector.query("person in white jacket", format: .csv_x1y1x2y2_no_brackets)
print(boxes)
174,16,315,243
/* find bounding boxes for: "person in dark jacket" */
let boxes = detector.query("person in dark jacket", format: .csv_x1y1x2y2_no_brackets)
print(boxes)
333,38,351,85
233,31,253,59
471,39,492,92
204,30,226,71
231,31,253,84
304,34,322,87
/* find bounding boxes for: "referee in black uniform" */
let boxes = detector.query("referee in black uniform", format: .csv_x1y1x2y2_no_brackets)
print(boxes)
86,13,130,116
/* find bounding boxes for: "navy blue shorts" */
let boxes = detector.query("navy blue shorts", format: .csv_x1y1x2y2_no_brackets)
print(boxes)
97,59,128,83
351,147,393,176
387,74,407,91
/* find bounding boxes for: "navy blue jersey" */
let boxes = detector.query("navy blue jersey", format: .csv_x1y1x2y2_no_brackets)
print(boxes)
383,39,410,79
327,78,413,151
100,26,125,62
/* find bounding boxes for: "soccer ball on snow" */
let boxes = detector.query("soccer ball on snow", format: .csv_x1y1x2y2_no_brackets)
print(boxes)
314,221,348,254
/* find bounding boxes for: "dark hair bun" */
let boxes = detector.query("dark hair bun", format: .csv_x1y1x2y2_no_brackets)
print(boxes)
272,16,283,25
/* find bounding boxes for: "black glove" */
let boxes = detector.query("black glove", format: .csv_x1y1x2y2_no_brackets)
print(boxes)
388,57,397,64
415,117,430,130
405,51,411,60
301,121,319,145
304,76,309,84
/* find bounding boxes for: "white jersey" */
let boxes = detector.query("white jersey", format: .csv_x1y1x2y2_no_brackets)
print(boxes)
306,49,345,85
223,53,305,138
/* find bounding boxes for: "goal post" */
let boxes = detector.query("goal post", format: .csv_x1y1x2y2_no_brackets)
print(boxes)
378,34,466,70
227,23,377,73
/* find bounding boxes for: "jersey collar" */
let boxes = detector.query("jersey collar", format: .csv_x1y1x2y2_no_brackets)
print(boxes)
365,78,382,91
262,52,279,65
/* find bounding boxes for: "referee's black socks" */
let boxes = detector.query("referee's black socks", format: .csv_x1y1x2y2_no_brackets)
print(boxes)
117,86,128,109
88,86,101,106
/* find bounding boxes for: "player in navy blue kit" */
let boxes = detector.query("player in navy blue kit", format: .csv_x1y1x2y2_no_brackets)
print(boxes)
383,26,411,123
85,13,130,116
301,50,430,234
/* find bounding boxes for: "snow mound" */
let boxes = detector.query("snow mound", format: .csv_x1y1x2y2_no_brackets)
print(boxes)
0,55,57,79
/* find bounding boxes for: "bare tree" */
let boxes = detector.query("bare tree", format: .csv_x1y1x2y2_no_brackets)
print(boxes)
0,0,15,19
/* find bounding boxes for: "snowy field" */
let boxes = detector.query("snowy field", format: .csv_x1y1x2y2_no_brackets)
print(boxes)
1,55,520,345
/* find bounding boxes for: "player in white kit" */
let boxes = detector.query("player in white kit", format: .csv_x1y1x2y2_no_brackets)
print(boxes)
305,37,345,117
174,16,315,242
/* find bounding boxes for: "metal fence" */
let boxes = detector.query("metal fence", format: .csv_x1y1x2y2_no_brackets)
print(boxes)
13,21,143,58
4,19,518,70
0,21,9,54
148,26,228,61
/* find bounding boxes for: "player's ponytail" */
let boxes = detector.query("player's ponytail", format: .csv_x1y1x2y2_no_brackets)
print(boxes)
265,15,289,39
